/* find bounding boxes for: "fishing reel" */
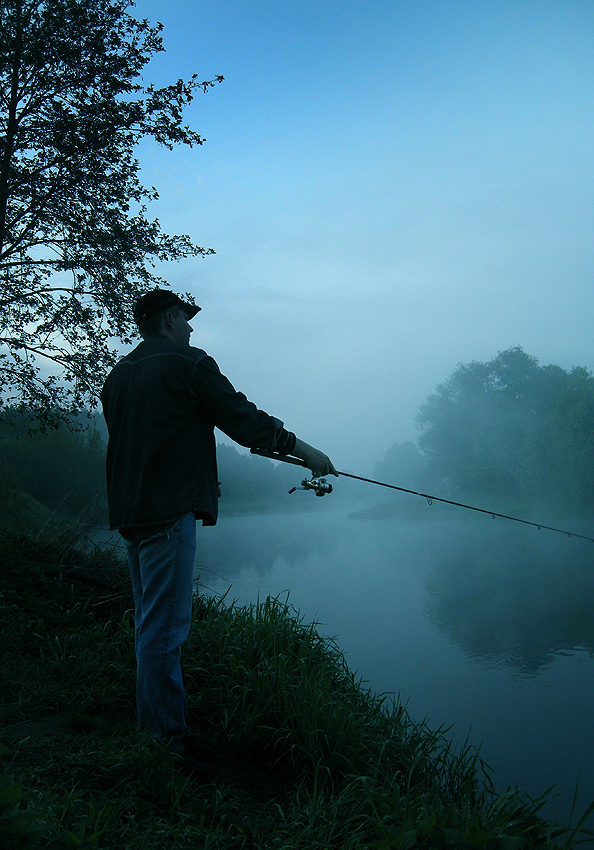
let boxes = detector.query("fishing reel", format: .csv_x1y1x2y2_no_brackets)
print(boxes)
289,477,333,497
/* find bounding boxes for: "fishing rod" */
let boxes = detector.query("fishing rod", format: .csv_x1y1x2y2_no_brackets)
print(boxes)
250,448,594,543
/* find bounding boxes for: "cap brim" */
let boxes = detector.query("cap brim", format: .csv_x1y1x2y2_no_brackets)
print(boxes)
182,303,201,319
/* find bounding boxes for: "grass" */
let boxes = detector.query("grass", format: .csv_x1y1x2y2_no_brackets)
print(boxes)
1,525,593,848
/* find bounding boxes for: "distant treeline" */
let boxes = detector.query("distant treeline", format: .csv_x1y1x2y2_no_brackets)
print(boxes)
214,444,310,512
0,411,107,519
0,411,306,522
376,346,594,510
3,345,591,522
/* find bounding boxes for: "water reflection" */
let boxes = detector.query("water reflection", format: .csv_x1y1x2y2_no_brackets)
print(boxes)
197,507,594,823
424,523,594,674
196,511,337,584
201,508,594,675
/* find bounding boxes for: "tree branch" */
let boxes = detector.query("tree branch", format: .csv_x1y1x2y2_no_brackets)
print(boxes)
0,287,95,309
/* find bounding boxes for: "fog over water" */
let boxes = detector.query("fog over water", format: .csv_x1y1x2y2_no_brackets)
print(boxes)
103,6,594,815
194,499,594,825
130,0,594,477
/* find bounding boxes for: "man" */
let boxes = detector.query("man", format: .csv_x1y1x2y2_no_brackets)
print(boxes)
101,288,337,780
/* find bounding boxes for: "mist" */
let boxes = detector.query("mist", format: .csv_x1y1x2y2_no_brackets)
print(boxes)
197,503,594,826
6,0,594,801
199,345,594,826
3,347,594,827
125,0,594,477
3,0,594,838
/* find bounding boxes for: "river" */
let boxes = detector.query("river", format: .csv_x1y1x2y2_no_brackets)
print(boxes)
193,498,594,826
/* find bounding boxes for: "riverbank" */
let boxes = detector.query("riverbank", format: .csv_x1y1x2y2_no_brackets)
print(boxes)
1,526,592,848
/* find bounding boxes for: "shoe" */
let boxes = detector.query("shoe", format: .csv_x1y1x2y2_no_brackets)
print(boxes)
180,734,217,763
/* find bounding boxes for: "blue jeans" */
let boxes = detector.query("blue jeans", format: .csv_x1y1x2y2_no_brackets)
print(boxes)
124,513,197,744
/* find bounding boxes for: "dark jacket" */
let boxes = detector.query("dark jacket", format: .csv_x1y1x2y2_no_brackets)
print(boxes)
100,336,295,529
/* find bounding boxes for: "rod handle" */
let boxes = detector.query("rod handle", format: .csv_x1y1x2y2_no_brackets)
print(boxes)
250,448,308,467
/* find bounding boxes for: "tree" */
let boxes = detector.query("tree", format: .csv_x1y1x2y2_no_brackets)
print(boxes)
416,347,542,497
0,0,223,425
373,440,427,495
547,366,594,505
0,408,107,516
416,346,594,508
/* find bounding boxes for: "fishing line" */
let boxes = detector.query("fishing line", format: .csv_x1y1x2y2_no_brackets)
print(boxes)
250,449,594,543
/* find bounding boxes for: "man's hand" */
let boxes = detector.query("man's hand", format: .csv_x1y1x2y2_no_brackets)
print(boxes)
292,438,338,478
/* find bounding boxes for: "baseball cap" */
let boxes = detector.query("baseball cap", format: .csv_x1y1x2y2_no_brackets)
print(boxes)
133,289,201,325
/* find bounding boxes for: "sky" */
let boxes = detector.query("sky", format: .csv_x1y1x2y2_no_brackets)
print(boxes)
131,0,594,475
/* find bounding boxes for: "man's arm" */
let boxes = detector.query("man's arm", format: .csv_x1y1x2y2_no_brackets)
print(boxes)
192,354,337,476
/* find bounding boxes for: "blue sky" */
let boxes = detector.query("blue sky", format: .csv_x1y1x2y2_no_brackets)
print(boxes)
132,0,594,474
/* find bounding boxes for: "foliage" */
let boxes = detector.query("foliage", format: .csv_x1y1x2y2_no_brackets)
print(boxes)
373,440,429,497
414,346,594,509
1,527,592,848
0,409,107,519
216,443,322,514
425,523,594,675
0,0,222,425
0,417,314,525
0,773,45,849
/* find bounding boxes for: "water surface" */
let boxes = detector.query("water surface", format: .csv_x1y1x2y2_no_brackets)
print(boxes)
194,503,594,825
